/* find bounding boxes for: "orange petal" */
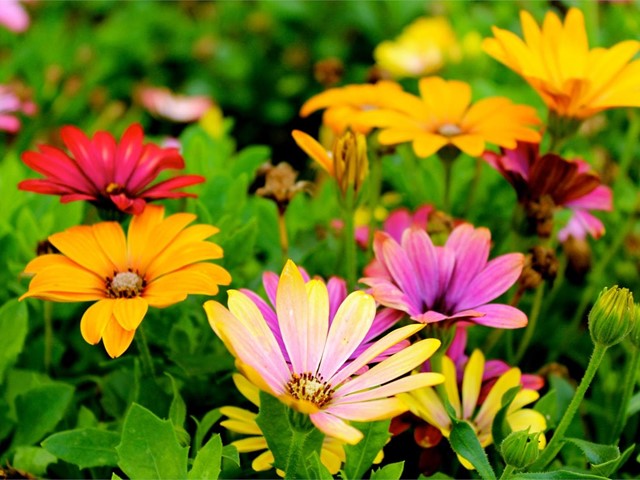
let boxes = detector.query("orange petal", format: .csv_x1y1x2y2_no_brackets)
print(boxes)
113,296,148,331
102,317,136,358
80,299,115,345
292,130,334,176
127,204,166,271
49,225,117,276
92,222,128,272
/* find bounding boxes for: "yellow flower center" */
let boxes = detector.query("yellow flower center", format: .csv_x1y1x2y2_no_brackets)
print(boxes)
437,123,462,137
286,372,334,407
106,271,144,298
105,182,125,195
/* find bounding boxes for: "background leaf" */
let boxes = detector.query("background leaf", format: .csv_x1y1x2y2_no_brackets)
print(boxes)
343,420,391,480
370,461,405,480
0,300,28,383
187,433,222,480
42,428,120,469
116,403,189,480
448,419,496,480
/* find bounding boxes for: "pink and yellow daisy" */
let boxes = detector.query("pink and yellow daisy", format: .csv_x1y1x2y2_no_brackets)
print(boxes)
205,260,444,444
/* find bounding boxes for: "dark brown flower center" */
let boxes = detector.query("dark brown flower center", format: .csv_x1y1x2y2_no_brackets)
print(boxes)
106,271,145,298
286,372,334,408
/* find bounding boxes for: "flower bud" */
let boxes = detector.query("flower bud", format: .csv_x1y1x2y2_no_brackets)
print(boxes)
332,129,368,197
500,429,541,469
588,286,634,347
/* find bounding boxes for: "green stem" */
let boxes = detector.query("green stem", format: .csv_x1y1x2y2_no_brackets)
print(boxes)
277,211,289,265
135,325,156,377
514,284,545,364
442,157,454,213
284,410,317,479
609,346,640,443
530,343,608,471
618,110,640,181
367,150,383,252
461,157,483,217
44,302,53,373
343,187,357,290
499,465,516,480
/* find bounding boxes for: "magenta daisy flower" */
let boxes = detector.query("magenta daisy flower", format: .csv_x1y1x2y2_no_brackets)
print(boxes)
483,142,612,240
18,123,205,215
205,259,444,444
360,224,527,328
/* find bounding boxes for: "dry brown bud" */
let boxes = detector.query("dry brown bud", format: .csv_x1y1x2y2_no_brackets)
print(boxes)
314,58,344,88
255,162,310,213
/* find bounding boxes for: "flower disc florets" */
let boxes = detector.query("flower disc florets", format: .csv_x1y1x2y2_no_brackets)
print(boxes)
107,271,144,298
286,372,335,408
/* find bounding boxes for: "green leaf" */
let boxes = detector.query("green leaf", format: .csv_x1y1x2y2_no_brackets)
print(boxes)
76,406,98,429
12,446,57,477
627,391,640,417
116,403,189,480
370,461,405,480
255,391,324,478
448,419,496,480
305,451,333,480
12,382,74,447
0,300,28,383
188,433,222,480
491,385,521,448
192,408,222,454
564,438,619,466
592,443,635,477
511,470,608,479
418,473,454,479
221,444,240,467
231,145,271,179
42,428,120,469
343,420,391,480
166,374,186,429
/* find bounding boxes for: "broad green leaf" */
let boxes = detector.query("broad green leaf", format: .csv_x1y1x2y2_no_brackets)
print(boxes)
76,406,99,429
116,403,189,480
42,428,120,469
192,408,222,454
448,419,496,480
166,374,187,429
511,470,607,479
12,382,74,447
491,385,521,448
370,461,404,480
418,473,454,479
592,443,635,477
564,438,619,466
0,300,28,383
221,444,240,466
627,391,640,417
231,145,271,179
343,420,391,480
255,391,324,479
12,446,57,477
305,451,333,480
188,433,222,480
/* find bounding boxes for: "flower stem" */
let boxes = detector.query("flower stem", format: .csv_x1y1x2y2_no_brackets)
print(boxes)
618,110,640,181
461,157,483,217
499,465,516,480
530,343,608,471
343,187,357,290
44,302,53,373
609,346,640,444
277,211,289,264
514,283,545,364
135,325,156,377
284,410,317,479
442,157,454,213
367,149,383,252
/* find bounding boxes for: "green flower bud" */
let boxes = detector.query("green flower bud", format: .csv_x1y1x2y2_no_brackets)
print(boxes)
588,286,634,347
501,429,541,469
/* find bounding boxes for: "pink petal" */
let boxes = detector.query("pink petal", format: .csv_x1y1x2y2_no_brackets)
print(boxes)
563,185,612,211
445,225,491,306
60,126,105,190
471,304,527,329
376,232,423,310
456,253,524,311
114,124,145,186
138,174,205,198
383,209,412,242
0,114,20,132
359,277,415,316
558,210,605,241
309,411,363,445
0,0,29,33
402,228,440,309
326,277,347,323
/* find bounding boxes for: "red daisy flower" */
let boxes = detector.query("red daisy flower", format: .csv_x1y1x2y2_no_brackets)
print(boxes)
18,123,204,215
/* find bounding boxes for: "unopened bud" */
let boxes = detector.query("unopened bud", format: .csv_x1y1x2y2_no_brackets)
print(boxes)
588,286,634,347
333,129,368,196
501,429,541,469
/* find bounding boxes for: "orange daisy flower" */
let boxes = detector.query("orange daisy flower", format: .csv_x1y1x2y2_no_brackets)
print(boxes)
299,81,412,135
483,8,640,119
20,205,231,358
358,76,541,158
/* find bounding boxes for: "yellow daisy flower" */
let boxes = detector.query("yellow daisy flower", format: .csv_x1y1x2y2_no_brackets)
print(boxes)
21,205,231,358
358,76,541,158
483,8,640,119
400,350,546,470
299,81,408,135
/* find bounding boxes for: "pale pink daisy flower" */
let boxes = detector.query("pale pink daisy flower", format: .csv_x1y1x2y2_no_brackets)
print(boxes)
205,259,444,444
0,0,29,33
360,224,527,328
138,86,213,123
0,84,35,133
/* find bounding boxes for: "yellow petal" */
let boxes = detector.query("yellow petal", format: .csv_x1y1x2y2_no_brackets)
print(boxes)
442,355,461,418
231,436,268,453
232,373,261,407
462,350,484,419
292,130,334,175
